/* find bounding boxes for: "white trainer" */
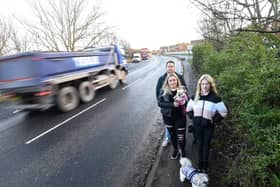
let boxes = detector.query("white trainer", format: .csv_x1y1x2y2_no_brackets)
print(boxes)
162,139,170,147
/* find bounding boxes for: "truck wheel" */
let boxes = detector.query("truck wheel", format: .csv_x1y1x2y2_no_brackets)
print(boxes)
79,81,95,103
57,86,79,112
120,70,128,84
109,73,118,89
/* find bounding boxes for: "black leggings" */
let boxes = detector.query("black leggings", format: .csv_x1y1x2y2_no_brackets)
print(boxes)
163,116,187,155
194,124,214,169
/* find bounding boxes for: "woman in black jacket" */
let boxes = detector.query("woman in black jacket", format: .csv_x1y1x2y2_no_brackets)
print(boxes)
187,74,227,173
158,73,188,159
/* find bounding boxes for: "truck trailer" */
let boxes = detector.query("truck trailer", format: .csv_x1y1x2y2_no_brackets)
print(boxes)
0,45,128,112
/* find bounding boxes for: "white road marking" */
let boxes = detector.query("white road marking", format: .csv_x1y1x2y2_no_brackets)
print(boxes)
25,98,106,145
128,57,160,76
122,79,142,90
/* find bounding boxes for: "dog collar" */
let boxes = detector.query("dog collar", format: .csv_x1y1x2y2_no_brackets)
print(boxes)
188,169,198,181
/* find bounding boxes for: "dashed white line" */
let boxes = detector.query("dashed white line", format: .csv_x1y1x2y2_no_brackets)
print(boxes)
122,79,142,90
25,98,106,145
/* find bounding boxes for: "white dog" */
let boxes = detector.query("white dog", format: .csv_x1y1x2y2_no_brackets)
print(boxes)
179,158,209,187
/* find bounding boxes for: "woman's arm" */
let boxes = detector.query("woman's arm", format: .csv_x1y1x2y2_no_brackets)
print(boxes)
213,99,228,123
158,94,173,108
186,98,194,119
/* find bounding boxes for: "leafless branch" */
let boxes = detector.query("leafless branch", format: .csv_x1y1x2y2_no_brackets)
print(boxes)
0,19,12,55
189,0,280,39
19,0,111,51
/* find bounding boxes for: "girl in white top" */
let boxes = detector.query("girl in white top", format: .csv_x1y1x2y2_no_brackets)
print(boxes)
186,74,227,173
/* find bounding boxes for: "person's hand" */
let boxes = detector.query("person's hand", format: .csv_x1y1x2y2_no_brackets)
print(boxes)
180,100,186,105
173,102,179,107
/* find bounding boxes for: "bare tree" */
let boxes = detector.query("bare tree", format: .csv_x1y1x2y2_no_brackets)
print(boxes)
10,31,31,53
0,17,33,55
91,31,117,47
22,0,111,51
190,0,280,34
0,18,12,55
97,32,131,49
118,38,131,49
198,16,226,48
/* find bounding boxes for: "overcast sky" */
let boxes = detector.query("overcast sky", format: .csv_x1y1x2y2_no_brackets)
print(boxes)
0,0,202,50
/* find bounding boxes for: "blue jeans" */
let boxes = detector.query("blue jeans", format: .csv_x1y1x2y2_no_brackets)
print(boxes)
165,128,171,140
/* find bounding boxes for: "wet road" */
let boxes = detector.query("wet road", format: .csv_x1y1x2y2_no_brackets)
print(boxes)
0,56,183,187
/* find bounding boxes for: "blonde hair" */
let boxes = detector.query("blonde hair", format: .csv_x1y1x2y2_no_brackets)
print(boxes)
194,74,218,102
161,73,182,96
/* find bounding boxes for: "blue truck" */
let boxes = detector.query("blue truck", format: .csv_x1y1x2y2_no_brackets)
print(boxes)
0,45,128,112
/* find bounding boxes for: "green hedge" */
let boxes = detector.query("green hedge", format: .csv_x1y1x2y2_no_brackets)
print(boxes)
192,33,280,187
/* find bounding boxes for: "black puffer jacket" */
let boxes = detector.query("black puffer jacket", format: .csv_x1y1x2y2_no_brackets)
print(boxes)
158,90,174,117
158,90,187,117
186,92,227,127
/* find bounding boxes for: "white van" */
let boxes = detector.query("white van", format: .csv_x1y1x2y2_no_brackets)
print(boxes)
132,53,141,63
